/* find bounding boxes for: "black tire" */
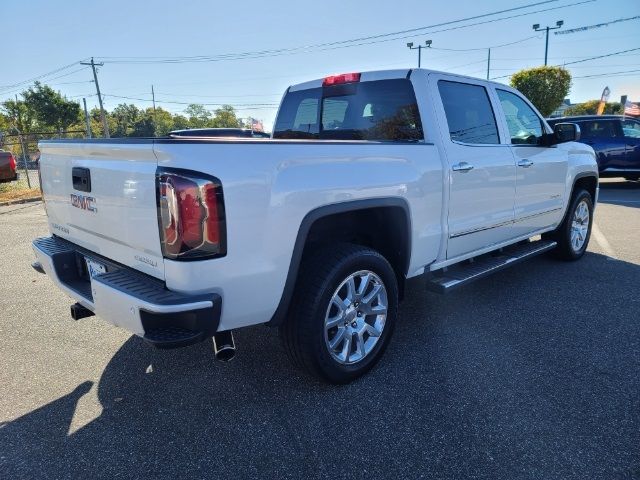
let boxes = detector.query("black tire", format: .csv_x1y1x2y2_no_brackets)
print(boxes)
280,243,398,384
547,189,594,261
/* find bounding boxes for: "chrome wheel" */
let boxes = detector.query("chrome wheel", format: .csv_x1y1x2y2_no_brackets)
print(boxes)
570,199,590,252
324,270,388,365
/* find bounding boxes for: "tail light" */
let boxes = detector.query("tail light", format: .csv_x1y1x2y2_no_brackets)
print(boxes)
157,169,226,260
323,72,361,86
8,154,16,172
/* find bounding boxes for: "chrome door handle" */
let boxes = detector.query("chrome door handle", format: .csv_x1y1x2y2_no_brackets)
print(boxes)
518,159,534,168
452,162,474,172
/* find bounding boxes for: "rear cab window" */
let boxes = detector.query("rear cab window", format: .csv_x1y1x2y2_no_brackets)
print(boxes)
273,79,423,141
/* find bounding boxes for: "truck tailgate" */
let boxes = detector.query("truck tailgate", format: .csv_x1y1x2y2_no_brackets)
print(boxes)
39,141,164,280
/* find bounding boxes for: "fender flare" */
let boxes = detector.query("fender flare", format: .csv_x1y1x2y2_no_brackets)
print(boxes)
266,197,412,326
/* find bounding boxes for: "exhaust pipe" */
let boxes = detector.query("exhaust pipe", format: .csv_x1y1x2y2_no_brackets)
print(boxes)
70,302,95,320
212,330,236,362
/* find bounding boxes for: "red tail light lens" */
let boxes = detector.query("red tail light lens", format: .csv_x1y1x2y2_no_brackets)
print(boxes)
322,72,361,86
157,169,226,260
8,154,16,172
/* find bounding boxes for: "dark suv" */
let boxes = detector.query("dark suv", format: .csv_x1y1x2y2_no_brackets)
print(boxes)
547,115,640,180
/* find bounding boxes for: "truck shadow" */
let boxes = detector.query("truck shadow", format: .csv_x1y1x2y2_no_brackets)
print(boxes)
2,252,639,479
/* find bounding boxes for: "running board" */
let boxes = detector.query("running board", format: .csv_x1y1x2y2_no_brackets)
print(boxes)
426,240,557,294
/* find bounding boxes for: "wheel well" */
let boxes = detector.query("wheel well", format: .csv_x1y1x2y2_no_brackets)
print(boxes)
303,206,410,298
573,175,597,201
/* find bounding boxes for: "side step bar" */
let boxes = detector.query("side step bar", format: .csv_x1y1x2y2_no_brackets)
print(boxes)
426,239,557,294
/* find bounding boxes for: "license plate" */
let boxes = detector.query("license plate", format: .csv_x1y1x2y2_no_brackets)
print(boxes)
85,257,106,278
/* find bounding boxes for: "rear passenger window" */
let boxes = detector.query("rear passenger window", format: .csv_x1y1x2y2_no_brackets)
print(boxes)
438,80,500,144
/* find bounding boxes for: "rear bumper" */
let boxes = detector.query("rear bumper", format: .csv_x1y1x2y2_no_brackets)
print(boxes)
0,172,18,183
32,236,222,348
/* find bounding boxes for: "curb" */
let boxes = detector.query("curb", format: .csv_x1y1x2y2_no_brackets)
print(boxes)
0,196,42,207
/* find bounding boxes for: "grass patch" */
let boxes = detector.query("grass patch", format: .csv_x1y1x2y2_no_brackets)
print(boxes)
0,178,41,203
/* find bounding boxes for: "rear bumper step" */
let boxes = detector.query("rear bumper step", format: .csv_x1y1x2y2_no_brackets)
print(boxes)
426,239,557,294
32,236,222,348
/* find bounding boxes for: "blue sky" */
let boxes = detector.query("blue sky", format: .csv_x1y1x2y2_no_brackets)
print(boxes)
2,0,639,129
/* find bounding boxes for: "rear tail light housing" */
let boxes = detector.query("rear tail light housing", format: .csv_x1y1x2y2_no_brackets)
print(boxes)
8,154,16,172
157,168,226,260
322,72,361,86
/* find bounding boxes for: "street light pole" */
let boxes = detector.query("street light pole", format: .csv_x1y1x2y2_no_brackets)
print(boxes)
533,21,564,65
407,40,432,68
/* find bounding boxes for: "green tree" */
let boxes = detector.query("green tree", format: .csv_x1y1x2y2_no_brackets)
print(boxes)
22,82,81,131
151,107,176,136
171,114,190,130
510,66,572,117
210,105,241,128
110,104,141,137
564,100,622,116
185,104,211,128
1,98,36,134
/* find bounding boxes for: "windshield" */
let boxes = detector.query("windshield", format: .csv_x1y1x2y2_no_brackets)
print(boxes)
273,79,423,141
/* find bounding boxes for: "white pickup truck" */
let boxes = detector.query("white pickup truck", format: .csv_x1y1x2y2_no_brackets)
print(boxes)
32,69,598,383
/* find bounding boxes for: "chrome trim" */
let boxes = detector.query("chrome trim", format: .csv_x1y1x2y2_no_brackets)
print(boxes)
432,225,558,271
450,207,562,238
450,219,513,238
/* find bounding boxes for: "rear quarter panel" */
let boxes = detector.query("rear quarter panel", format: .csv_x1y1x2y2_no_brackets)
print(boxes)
153,140,443,330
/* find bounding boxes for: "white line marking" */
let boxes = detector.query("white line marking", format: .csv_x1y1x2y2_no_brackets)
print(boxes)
591,222,617,260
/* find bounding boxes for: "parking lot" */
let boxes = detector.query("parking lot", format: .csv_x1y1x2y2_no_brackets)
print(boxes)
0,179,638,480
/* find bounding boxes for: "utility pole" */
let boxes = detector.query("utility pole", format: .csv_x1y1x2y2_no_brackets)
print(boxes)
81,57,110,138
151,85,157,136
82,98,92,138
407,40,432,68
533,21,564,65
486,48,491,80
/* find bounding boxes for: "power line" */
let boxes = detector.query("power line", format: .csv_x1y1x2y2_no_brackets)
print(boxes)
562,46,640,66
102,94,279,110
490,46,640,79
555,15,640,35
573,68,640,79
95,1,575,65
0,60,86,92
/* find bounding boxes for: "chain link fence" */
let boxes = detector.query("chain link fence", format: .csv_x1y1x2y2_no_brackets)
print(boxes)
1,130,86,200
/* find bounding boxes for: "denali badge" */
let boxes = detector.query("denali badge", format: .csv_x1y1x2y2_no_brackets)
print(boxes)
70,193,97,213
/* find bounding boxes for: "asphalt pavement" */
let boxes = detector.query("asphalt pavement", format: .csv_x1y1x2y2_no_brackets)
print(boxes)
0,179,638,479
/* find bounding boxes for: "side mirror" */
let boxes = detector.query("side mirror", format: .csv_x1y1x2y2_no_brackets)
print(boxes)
553,122,580,144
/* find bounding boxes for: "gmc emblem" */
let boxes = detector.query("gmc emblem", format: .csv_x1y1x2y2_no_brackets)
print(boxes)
70,193,97,213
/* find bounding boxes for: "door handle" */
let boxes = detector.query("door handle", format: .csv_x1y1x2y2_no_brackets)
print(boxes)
518,159,534,168
452,162,474,172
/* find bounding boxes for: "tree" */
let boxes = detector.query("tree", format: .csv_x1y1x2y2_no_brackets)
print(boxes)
185,104,211,128
1,98,36,134
564,100,622,116
22,82,81,131
210,105,241,128
510,66,572,117
110,104,141,137
171,114,189,130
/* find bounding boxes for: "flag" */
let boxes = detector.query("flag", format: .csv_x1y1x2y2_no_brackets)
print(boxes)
596,86,610,115
624,100,640,116
250,118,264,132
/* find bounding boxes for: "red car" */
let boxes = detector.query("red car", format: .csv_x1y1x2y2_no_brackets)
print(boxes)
0,150,18,183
